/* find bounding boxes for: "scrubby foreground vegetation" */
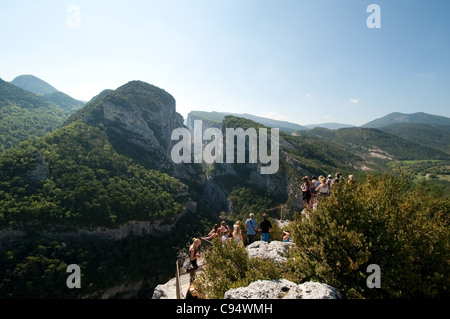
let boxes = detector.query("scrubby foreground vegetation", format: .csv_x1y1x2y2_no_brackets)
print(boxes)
194,173,449,299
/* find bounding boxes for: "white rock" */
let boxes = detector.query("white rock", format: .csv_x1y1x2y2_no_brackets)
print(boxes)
246,240,294,263
224,279,302,299
298,281,342,299
224,279,341,299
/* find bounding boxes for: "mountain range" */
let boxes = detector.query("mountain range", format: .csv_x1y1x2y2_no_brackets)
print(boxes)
362,111,450,128
0,75,449,299
188,110,450,156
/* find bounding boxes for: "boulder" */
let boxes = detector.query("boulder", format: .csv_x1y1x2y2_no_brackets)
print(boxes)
224,279,341,299
246,240,294,263
224,279,302,299
298,281,341,299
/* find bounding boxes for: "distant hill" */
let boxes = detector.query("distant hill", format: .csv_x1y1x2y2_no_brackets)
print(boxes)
379,123,450,155
11,74,85,112
295,126,449,162
304,123,355,130
362,112,450,128
187,111,308,133
41,91,85,112
0,78,70,153
224,112,309,132
11,74,59,95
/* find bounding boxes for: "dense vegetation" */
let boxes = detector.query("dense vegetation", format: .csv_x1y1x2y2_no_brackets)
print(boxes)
296,127,449,161
0,204,213,298
291,172,449,298
0,78,83,153
195,239,285,299
380,123,450,155
0,120,188,229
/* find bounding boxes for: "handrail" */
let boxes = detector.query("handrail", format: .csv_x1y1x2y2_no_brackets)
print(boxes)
175,257,187,299
266,205,285,221
175,237,213,299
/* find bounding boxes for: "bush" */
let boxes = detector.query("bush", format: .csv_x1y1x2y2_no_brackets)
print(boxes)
291,173,449,299
195,239,284,299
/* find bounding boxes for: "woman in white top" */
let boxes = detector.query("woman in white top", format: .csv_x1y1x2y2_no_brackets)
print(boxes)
232,221,244,247
316,175,329,197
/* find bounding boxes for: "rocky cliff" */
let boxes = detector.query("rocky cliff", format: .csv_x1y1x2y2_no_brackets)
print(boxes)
67,81,185,171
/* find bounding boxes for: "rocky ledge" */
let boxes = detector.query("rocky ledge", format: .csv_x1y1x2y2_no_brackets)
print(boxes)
224,279,341,299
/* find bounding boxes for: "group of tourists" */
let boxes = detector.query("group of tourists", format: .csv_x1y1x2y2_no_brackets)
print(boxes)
186,172,358,280
201,220,245,247
301,172,358,209
200,212,274,247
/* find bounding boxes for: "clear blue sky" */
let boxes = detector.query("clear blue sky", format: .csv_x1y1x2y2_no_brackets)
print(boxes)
1,0,449,126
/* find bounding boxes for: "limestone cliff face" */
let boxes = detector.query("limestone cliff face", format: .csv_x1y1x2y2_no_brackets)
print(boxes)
1,200,197,242
67,81,185,173
26,150,50,181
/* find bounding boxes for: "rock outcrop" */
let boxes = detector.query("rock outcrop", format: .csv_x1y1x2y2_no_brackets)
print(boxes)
298,281,342,299
26,150,50,181
225,279,302,299
246,240,294,264
224,279,341,299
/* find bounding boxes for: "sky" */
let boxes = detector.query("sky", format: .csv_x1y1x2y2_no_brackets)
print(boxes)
1,0,449,126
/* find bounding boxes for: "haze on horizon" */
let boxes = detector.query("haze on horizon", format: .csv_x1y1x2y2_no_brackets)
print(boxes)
1,0,449,127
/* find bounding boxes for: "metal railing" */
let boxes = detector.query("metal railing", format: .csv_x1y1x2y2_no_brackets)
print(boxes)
175,238,212,299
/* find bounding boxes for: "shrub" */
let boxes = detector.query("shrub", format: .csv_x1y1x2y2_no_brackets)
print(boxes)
291,173,449,299
195,239,284,299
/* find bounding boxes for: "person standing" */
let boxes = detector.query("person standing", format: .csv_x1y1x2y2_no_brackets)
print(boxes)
245,213,258,245
301,176,312,209
316,175,330,199
187,238,201,273
232,221,244,247
259,213,272,243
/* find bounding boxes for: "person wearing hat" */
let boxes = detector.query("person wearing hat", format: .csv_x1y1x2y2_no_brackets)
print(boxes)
327,175,333,188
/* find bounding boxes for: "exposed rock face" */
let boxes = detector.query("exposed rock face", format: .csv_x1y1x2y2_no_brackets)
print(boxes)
246,241,294,264
225,279,302,299
68,81,186,173
26,150,49,181
298,281,342,299
100,82,184,170
224,280,341,299
152,277,179,299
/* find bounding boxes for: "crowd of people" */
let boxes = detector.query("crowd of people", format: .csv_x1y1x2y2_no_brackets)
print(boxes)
301,172,357,209
187,213,278,274
200,213,275,247
186,213,289,298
